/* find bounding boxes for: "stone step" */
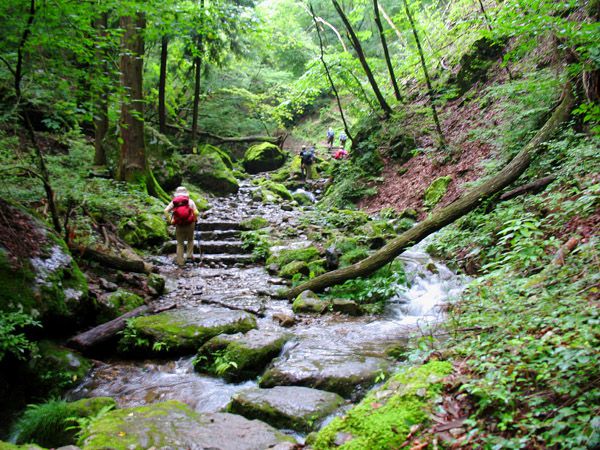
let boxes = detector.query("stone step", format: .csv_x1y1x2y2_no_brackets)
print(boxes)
161,240,247,255
198,229,240,240
197,253,255,266
199,221,243,231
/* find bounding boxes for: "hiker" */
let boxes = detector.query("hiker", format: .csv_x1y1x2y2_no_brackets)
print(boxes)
339,131,347,150
300,145,315,180
326,127,335,149
333,147,348,160
164,186,199,266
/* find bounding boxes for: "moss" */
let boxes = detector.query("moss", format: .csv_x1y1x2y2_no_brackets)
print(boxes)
183,150,239,195
308,259,327,277
147,273,166,295
188,191,210,211
28,341,92,397
266,246,321,267
12,397,115,448
125,310,257,353
279,260,310,278
117,212,168,248
243,143,287,174
240,217,269,230
423,176,452,208
312,361,452,450
257,180,293,201
292,292,329,314
339,247,369,267
0,442,45,450
199,144,233,169
99,289,145,322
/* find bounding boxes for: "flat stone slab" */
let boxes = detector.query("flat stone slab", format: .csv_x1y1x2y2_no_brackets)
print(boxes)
259,344,391,398
201,221,243,231
80,400,295,450
162,240,246,255
228,386,345,432
197,329,290,381
198,253,256,266
125,307,257,353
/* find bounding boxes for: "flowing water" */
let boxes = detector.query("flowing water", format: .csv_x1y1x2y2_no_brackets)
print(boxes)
69,178,468,436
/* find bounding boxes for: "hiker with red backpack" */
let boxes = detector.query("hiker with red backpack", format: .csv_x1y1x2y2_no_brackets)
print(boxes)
164,186,199,266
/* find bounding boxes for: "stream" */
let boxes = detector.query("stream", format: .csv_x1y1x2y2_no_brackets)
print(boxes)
68,178,468,441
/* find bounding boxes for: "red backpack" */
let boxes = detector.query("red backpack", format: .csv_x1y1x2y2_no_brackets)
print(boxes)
171,196,196,225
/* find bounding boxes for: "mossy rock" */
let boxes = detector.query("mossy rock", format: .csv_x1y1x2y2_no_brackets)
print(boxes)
147,273,166,295
292,291,329,314
122,307,257,354
228,386,344,432
243,143,287,174
453,37,505,96
151,155,183,192
339,247,369,267
196,330,291,381
292,190,315,206
198,144,234,169
258,180,293,201
26,341,92,397
240,217,269,230
117,212,168,248
79,400,294,449
0,443,44,450
326,209,370,229
280,260,310,279
182,149,239,195
267,246,321,267
98,289,145,322
423,176,452,208
188,190,211,212
0,199,90,328
12,397,115,448
312,361,452,449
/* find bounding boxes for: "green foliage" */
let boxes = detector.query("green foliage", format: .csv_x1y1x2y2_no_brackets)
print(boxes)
240,230,271,261
423,176,452,208
267,246,321,267
0,312,40,362
118,319,150,352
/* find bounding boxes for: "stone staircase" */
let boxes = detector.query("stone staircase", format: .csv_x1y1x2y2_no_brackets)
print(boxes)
161,220,255,267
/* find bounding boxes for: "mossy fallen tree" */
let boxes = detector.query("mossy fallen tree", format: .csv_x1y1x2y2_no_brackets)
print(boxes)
286,83,576,299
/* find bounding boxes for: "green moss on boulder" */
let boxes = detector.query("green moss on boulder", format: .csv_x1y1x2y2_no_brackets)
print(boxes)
267,246,321,267
182,148,239,195
243,143,286,174
98,289,145,322
312,361,452,449
240,217,269,230
292,291,329,314
424,176,452,208
257,180,293,201
199,144,234,169
280,260,310,278
117,212,168,248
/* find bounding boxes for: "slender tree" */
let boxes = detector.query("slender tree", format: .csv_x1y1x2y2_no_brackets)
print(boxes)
158,34,169,134
331,0,392,118
93,11,109,166
191,0,205,150
373,0,402,102
309,2,353,142
402,0,445,148
476,0,513,80
118,12,148,182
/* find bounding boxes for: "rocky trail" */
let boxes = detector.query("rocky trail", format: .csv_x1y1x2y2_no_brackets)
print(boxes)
68,178,468,448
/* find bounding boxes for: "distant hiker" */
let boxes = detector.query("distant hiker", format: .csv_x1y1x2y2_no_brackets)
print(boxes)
333,148,348,160
339,131,347,149
326,127,335,149
300,145,315,180
164,186,199,266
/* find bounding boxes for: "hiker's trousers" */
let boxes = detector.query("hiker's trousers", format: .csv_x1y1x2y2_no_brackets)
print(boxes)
175,222,195,266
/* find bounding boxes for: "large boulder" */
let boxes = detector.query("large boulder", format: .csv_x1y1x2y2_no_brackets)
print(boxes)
117,212,168,248
228,386,344,432
120,307,257,354
453,37,505,96
0,199,90,328
243,143,286,174
80,400,295,449
182,147,239,195
96,289,145,322
196,330,290,381
292,290,329,314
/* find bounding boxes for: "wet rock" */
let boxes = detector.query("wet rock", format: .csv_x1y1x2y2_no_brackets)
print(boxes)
292,291,329,314
325,245,341,270
280,261,309,278
243,142,287,174
281,204,293,212
260,346,391,398
183,149,239,195
272,312,297,327
292,189,315,205
98,278,118,292
147,273,166,295
196,329,291,381
228,386,344,432
334,432,355,446
331,299,361,316
97,289,145,322
80,400,295,449
122,307,257,354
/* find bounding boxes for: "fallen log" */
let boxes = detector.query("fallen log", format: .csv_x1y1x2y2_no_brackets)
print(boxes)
67,303,176,352
165,124,284,146
499,176,555,201
286,82,576,299
552,237,579,266
200,297,265,317
70,244,153,274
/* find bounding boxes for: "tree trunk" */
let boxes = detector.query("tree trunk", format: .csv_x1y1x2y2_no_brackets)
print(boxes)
286,83,576,299
15,0,36,102
373,0,402,102
69,244,153,273
402,0,445,148
310,2,353,142
117,13,147,182
93,12,109,166
191,0,205,150
331,0,392,118
158,35,168,134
